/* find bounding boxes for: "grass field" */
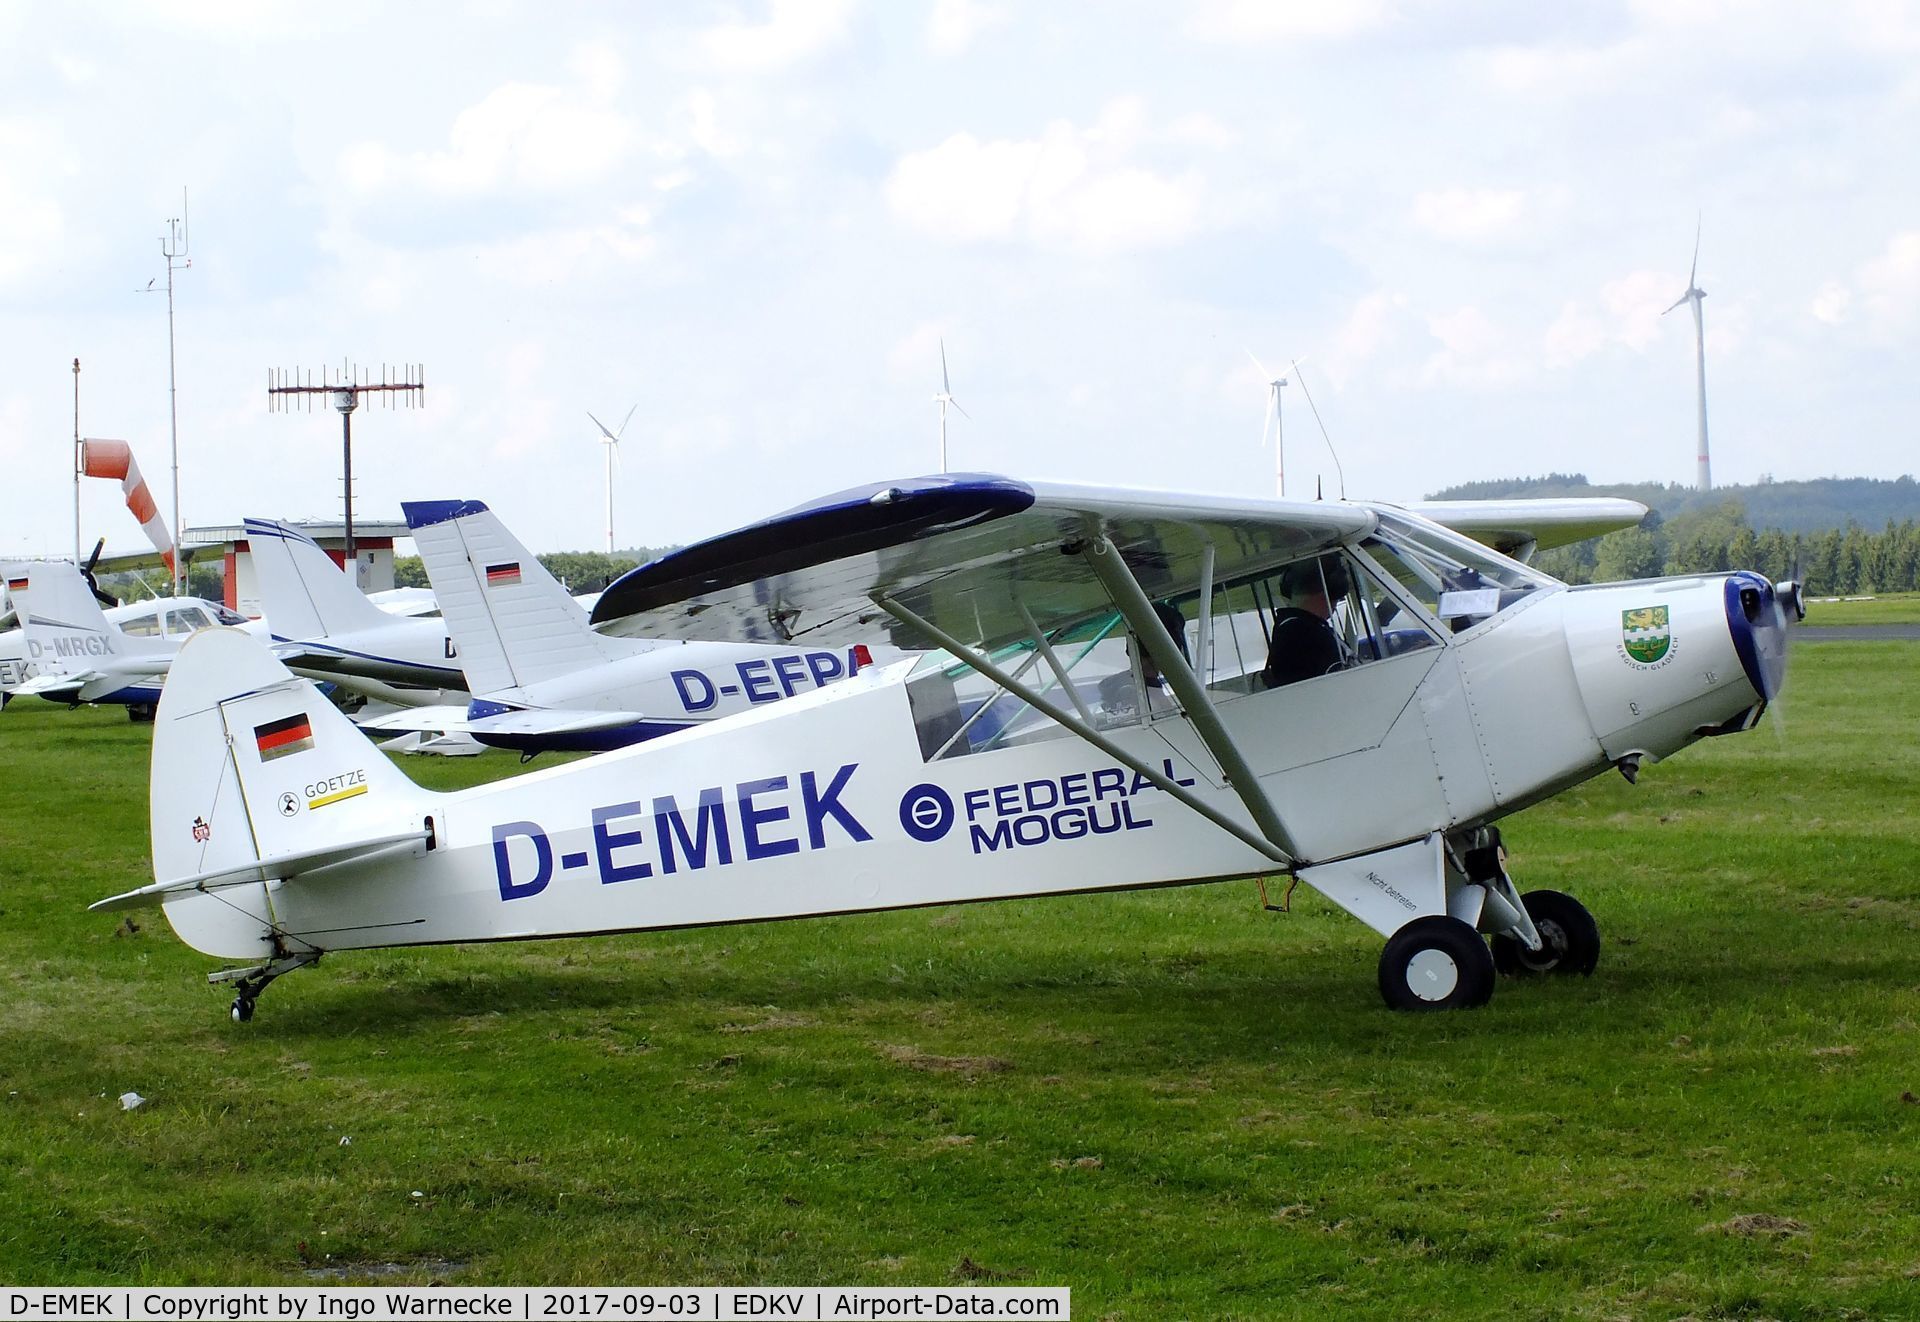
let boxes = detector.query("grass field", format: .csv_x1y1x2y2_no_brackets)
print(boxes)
1804,591,1920,626
1,643,1917,1318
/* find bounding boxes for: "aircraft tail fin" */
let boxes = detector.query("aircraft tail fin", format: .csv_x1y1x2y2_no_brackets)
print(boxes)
2,560,165,675
243,517,395,641
402,500,618,695
135,627,440,960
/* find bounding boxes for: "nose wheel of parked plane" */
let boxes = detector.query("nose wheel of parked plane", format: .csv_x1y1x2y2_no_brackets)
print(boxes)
1378,915,1496,1011
1491,889,1599,977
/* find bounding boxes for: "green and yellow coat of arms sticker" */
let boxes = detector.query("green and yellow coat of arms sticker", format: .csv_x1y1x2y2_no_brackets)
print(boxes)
1621,605,1672,665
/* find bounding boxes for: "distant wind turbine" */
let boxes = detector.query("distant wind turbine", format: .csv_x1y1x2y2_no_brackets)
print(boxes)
1664,219,1712,490
933,340,969,473
1246,350,1288,498
588,405,637,554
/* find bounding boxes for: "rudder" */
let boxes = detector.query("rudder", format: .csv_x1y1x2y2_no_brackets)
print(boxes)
150,628,439,959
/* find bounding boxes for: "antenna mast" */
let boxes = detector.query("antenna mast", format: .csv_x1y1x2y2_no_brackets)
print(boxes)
72,358,81,564
268,362,426,584
158,193,190,595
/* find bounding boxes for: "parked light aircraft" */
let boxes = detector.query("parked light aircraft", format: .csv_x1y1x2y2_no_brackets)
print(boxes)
3,587,247,706
243,518,466,701
99,475,1797,1022
1,561,265,713
355,500,899,753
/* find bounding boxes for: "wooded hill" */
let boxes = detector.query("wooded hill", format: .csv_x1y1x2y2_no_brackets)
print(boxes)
1424,475,1920,594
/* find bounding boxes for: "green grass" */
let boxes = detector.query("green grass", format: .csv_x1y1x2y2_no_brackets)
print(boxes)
1,645,1917,1318
1804,591,1920,625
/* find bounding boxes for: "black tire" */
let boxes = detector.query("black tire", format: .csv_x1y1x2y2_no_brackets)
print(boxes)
230,996,255,1024
1378,915,1496,1011
1491,889,1600,978
128,703,156,724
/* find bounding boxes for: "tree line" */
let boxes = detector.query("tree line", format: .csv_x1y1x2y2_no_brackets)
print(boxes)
390,547,675,594
1533,499,1920,595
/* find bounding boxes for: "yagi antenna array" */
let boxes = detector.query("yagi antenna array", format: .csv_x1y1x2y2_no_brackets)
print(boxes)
267,362,426,412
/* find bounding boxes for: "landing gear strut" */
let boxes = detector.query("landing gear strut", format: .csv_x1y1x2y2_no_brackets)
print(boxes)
211,951,320,1023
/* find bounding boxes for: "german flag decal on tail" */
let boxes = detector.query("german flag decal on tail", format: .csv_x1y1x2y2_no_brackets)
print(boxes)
5,576,26,594
485,562,521,588
254,713,315,762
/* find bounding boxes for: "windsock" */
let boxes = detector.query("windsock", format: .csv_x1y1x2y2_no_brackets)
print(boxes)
81,439,176,575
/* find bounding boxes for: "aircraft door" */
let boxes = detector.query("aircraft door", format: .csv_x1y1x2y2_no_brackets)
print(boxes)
1187,550,1463,860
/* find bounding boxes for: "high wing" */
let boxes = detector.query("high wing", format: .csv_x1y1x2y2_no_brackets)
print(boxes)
593,475,1393,868
1410,497,1648,561
591,475,1372,654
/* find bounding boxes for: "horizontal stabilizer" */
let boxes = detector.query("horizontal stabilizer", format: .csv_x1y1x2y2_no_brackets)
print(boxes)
357,703,649,737
91,828,430,913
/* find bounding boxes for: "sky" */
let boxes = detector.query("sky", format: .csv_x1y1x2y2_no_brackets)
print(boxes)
3,0,1917,563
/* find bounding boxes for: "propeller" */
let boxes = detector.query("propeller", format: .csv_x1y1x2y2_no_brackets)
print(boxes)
81,537,118,608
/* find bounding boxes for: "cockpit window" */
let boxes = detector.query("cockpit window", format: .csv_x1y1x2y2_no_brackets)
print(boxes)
906,612,1138,761
1191,548,1441,696
164,606,214,635
210,604,249,626
1359,512,1555,633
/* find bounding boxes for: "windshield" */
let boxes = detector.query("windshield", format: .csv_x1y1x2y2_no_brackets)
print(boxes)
1360,511,1555,633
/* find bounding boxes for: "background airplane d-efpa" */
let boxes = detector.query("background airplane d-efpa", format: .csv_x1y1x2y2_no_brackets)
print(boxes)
97,475,1798,1021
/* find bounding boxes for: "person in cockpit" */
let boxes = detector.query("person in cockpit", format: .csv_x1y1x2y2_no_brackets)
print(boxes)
1262,555,1349,688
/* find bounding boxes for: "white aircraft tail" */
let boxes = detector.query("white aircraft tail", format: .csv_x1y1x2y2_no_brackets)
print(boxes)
243,517,397,641
109,628,441,961
402,500,619,694
2,560,167,673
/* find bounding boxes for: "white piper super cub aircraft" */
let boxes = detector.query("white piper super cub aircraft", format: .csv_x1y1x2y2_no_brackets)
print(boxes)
97,475,1796,1021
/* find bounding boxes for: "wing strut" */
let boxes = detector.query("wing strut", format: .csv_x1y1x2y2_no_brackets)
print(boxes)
1075,530,1304,864
871,593,1291,867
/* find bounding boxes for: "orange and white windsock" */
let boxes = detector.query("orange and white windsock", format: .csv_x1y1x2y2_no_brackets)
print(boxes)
81,439,176,576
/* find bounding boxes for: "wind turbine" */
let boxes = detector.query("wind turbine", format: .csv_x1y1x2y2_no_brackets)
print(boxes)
588,405,637,554
933,340,969,473
1246,350,1288,498
1664,219,1712,490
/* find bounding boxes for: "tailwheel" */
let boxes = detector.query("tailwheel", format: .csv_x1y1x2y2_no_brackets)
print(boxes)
1491,889,1599,977
1378,915,1495,1011
230,995,256,1023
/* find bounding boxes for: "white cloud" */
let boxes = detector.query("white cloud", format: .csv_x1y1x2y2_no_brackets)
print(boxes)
1421,306,1530,388
1600,271,1675,352
1409,188,1526,244
0,123,67,287
888,322,949,380
1329,291,1408,381
1544,302,1606,369
1857,231,1920,333
697,0,855,73
1188,0,1387,42
928,0,1007,56
1543,270,1680,368
683,89,743,158
1810,280,1851,325
338,51,643,199
885,108,1206,255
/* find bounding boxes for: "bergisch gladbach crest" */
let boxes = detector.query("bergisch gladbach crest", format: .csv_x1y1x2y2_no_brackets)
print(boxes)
1621,605,1672,666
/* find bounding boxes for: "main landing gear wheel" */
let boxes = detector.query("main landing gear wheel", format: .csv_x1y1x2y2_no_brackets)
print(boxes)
1491,889,1600,977
1378,915,1495,1011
